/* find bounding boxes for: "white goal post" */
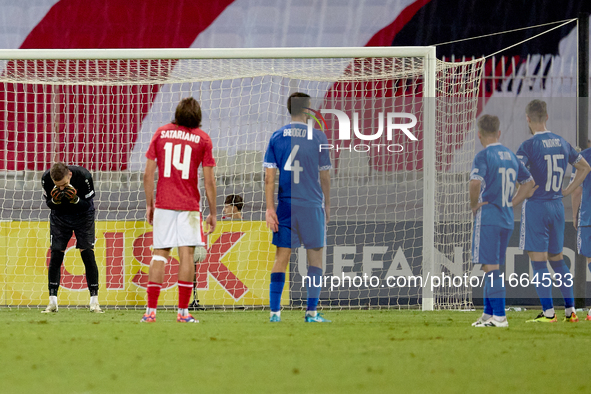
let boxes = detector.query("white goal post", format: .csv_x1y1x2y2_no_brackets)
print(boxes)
0,47,483,310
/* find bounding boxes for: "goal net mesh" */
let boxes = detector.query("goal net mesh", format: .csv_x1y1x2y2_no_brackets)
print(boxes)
0,54,484,310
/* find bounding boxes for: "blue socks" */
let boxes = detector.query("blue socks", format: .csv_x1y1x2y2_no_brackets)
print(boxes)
483,273,493,316
549,260,574,309
306,266,323,312
486,270,506,317
481,260,574,317
269,272,285,313
531,261,554,311
270,267,323,313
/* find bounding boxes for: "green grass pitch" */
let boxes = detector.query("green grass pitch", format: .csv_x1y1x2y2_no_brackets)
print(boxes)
1,308,590,394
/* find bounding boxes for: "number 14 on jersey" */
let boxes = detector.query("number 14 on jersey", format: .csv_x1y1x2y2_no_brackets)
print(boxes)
163,142,192,179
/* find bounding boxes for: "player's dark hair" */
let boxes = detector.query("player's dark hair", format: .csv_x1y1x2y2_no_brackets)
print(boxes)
224,194,244,211
50,162,69,182
525,99,547,123
287,92,311,116
477,114,500,135
173,97,202,128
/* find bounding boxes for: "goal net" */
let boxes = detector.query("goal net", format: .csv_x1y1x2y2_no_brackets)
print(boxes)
0,48,484,310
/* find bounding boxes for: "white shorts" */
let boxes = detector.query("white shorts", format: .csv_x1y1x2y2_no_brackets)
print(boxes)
153,208,205,249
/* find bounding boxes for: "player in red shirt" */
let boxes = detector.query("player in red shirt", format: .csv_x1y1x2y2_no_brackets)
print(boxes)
141,97,217,323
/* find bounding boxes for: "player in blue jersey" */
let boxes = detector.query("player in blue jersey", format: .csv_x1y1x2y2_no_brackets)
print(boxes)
570,142,591,321
516,100,591,323
470,115,535,327
263,92,331,323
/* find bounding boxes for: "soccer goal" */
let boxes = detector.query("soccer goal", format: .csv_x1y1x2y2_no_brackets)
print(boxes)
0,47,484,311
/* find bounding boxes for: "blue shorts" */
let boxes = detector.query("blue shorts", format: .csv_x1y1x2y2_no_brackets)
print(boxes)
272,201,325,249
519,199,564,254
578,226,591,257
472,224,512,265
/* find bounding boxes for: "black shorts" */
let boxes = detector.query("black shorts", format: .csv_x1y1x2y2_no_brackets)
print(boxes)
50,211,96,251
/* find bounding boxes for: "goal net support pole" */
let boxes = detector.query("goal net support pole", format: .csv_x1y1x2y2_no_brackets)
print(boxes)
422,47,436,311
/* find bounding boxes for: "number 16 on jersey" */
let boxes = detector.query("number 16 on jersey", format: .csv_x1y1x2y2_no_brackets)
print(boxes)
499,167,516,207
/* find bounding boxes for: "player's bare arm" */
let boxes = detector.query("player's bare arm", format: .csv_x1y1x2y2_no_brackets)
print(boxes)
320,169,330,223
512,179,536,207
144,159,157,225
265,167,278,232
469,179,487,215
562,157,591,197
203,166,217,235
572,185,582,230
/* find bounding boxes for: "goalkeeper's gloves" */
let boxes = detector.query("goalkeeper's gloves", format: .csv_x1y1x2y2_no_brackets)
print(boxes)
63,185,80,204
50,186,64,204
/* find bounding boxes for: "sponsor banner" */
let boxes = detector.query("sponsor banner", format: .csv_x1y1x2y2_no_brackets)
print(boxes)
196,220,285,306
0,220,281,306
290,221,424,306
289,221,589,306
1,219,587,307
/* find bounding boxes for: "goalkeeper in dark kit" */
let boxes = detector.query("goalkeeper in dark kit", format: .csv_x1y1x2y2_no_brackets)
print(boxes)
41,162,103,313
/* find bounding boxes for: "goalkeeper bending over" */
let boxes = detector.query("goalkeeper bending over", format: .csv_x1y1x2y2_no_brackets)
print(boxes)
41,162,103,313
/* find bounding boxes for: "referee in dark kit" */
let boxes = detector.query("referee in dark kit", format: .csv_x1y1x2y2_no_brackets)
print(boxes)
41,162,103,313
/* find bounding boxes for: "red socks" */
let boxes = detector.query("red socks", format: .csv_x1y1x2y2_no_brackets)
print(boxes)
147,281,162,309
178,281,193,309
147,281,193,309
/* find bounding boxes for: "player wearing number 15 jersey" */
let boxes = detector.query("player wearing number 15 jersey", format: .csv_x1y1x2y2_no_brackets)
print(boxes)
516,100,590,323
263,92,331,323
470,115,534,328
142,97,217,323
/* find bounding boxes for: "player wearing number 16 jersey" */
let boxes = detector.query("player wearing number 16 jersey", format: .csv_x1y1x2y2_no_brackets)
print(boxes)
142,97,217,323
263,92,331,323
470,115,535,327
516,100,590,323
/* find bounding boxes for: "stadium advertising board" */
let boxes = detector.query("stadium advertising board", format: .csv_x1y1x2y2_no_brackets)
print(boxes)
289,221,587,306
0,220,283,306
0,220,586,306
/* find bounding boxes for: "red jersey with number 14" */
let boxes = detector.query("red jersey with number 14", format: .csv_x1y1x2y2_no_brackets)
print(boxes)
146,124,215,211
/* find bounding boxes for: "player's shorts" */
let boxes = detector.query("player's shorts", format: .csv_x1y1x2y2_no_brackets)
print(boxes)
50,210,96,250
577,226,591,257
153,208,205,249
519,199,564,254
472,224,512,266
272,201,325,249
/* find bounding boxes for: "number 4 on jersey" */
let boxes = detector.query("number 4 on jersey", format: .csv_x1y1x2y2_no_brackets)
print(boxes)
284,145,303,184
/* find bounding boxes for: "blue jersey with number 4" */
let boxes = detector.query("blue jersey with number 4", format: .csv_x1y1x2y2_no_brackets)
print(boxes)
470,143,532,229
263,122,331,207
516,131,582,201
